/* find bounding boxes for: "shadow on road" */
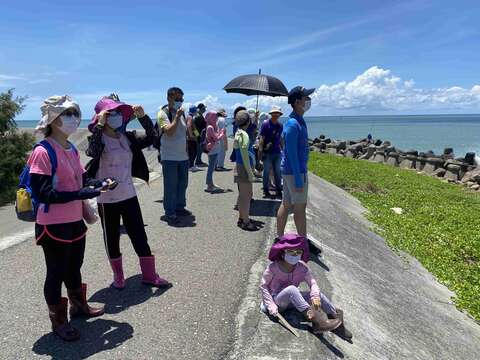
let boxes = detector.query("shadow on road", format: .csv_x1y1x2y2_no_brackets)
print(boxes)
310,254,330,272
89,275,172,315
249,199,281,217
265,310,345,358
32,318,134,360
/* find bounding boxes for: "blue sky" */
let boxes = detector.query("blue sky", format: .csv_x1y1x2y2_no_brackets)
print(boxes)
1,0,479,119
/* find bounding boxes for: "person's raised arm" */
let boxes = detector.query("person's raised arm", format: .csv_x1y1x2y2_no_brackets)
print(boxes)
161,108,183,136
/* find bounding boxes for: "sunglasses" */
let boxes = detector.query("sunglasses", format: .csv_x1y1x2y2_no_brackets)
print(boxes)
285,249,304,256
62,109,80,118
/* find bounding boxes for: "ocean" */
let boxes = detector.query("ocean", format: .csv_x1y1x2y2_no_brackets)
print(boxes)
16,114,480,157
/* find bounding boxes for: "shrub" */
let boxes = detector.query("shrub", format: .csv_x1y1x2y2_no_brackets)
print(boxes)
0,89,35,205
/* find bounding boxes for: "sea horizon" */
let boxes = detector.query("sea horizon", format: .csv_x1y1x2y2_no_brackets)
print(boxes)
16,113,480,157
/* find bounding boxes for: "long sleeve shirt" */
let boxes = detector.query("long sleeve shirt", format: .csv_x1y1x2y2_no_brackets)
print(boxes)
260,261,320,315
280,111,310,188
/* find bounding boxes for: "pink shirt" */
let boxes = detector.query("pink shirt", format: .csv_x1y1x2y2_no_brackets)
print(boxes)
28,138,85,225
96,133,137,204
260,261,320,315
206,125,225,154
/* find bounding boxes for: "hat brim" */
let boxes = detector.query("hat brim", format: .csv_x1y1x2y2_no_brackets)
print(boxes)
88,103,134,132
268,234,309,263
304,88,315,97
269,110,283,115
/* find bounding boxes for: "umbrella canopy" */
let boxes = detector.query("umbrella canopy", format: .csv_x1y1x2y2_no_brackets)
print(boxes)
223,73,288,97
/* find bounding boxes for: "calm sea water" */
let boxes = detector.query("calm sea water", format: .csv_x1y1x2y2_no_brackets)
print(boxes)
17,114,480,157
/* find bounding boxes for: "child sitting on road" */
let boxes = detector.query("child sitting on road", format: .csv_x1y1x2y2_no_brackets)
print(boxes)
260,234,352,340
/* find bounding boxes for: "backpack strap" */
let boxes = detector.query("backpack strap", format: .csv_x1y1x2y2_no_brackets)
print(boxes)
36,140,58,213
67,141,78,155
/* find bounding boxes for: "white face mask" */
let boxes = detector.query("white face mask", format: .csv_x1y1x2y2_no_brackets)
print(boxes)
284,253,301,265
303,99,311,113
107,112,124,130
174,101,183,111
58,115,80,135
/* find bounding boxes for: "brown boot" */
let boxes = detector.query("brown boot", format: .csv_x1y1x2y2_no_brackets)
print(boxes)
311,308,342,334
67,283,105,318
48,297,80,341
328,309,353,340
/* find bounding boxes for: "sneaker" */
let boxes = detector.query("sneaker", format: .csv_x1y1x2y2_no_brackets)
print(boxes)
196,161,208,167
190,166,200,172
175,208,192,216
161,214,180,225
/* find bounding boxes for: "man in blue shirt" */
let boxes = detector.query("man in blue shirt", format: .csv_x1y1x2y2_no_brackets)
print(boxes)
277,86,314,239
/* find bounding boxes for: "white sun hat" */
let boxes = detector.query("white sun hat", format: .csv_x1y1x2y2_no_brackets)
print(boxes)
36,95,81,133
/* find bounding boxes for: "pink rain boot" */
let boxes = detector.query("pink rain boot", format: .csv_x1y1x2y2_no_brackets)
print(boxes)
139,256,171,288
109,256,125,289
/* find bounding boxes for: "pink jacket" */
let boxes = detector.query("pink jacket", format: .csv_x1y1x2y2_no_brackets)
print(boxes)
260,261,320,315
205,112,225,152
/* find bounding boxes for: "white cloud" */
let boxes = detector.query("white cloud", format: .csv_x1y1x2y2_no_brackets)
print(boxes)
231,66,480,114
194,95,225,111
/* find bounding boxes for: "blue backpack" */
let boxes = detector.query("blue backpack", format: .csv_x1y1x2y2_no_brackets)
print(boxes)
15,140,76,222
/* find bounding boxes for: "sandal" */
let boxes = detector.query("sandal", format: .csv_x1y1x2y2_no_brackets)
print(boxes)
237,219,259,231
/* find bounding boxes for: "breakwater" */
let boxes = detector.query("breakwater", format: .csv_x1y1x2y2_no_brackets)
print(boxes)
309,135,480,191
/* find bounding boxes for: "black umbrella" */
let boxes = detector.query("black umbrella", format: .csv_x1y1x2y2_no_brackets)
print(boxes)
223,69,288,111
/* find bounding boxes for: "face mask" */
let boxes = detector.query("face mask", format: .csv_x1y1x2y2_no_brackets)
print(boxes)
174,101,183,111
303,99,311,113
284,253,301,265
107,112,124,130
58,115,80,135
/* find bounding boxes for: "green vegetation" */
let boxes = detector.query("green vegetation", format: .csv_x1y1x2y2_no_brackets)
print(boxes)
309,152,480,321
0,89,35,205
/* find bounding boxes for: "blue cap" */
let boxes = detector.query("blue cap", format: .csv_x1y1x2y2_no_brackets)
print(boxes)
189,105,197,114
288,86,315,104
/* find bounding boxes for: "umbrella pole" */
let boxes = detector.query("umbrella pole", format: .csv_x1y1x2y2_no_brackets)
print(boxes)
255,68,261,113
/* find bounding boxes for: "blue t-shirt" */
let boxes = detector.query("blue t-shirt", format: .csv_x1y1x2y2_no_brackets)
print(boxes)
280,111,310,188
260,119,283,154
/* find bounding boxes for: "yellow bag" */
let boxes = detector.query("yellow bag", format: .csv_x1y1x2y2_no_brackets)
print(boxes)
16,188,36,221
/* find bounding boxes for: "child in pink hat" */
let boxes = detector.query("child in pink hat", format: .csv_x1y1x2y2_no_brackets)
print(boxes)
260,234,352,339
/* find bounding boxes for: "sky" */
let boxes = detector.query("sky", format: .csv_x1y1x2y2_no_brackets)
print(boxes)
1,0,479,119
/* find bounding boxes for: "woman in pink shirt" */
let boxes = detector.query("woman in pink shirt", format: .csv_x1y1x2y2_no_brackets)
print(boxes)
86,95,171,290
260,234,352,340
205,111,226,193
29,96,109,341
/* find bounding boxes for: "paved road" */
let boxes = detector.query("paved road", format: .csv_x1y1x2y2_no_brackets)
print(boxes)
0,145,278,359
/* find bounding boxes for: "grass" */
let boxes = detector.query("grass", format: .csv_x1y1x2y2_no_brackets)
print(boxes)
309,152,480,322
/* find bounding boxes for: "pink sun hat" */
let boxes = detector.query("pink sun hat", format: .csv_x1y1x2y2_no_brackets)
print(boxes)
88,97,134,132
268,233,310,263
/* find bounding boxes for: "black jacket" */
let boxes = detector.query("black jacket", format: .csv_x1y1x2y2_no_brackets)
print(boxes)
85,115,155,183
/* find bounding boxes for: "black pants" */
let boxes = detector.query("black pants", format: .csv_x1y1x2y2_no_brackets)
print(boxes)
98,196,152,260
187,139,198,167
41,236,85,305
